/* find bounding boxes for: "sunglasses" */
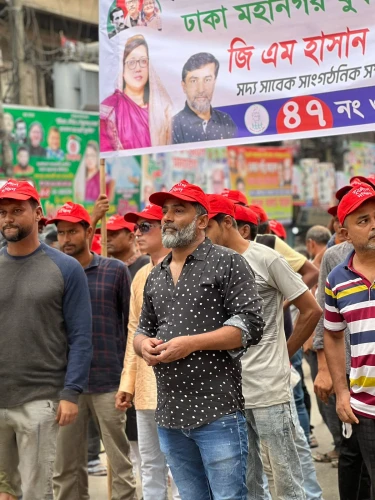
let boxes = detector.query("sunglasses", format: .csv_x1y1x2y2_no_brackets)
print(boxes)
134,222,159,234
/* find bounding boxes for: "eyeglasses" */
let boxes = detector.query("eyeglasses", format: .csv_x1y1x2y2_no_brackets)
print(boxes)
124,57,148,70
134,222,159,234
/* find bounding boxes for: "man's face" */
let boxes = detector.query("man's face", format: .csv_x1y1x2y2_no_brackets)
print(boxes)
206,218,225,246
0,199,40,242
135,218,162,255
126,0,139,17
15,122,27,140
212,170,224,194
112,10,125,31
29,125,42,147
161,198,200,248
182,63,217,115
344,200,375,253
17,150,29,168
48,131,60,150
4,113,14,134
305,239,316,259
57,221,90,258
107,229,133,257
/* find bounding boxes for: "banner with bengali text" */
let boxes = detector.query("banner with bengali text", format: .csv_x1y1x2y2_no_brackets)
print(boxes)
99,0,375,158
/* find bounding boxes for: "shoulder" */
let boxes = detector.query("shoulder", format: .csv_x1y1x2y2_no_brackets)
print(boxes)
100,93,120,118
41,243,86,282
172,109,187,124
327,261,349,287
98,255,126,271
244,241,279,264
213,108,235,125
324,241,353,264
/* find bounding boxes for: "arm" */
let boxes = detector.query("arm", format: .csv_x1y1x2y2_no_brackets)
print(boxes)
324,329,358,424
314,349,333,403
89,195,110,249
287,290,322,358
60,263,93,425
116,272,144,410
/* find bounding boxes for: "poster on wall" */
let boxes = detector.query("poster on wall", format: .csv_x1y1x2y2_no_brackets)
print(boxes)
228,146,293,222
343,141,375,180
99,0,375,158
0,106,142,216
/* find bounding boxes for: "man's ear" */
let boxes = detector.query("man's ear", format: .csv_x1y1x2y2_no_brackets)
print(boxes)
86,226,94,239
128,231,136,243
181,80,187,96
35,206,43,221
198,214,208,230
239,224,250,240
339,226,350,243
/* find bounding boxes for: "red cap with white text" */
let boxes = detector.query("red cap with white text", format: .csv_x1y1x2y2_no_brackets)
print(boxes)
47,202,91,225
0,179,40,204
150,180,209,213
124,203,163,223
337,183,375,225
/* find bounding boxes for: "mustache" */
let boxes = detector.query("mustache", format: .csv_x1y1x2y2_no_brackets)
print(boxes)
162,224,178,233
2,225,19,230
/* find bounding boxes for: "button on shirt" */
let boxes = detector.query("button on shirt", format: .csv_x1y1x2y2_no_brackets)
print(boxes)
85,253,131,393
172,103,238,144
136,238,264,429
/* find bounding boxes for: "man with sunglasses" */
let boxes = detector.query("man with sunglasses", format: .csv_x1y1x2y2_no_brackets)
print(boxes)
116,203,180,500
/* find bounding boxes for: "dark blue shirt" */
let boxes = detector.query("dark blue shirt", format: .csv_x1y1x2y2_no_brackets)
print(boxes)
172,102,237,144
84,253,131,393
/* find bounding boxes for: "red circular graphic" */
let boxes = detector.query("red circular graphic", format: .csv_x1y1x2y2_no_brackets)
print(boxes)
276,95,333,134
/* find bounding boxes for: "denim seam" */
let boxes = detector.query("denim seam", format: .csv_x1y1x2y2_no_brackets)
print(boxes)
235,412,248,500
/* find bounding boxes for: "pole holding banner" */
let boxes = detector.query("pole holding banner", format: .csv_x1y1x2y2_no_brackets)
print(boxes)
100,159,108,258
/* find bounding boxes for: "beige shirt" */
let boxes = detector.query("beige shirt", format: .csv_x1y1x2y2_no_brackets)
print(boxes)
119,262,158,410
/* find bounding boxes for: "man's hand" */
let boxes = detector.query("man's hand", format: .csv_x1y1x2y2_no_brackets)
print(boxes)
153,337,193,363
141,338,164,366
92,194,110,224
336,390,359,424
303,335,314,353
56,400,78,426
115,391,133,411
314,368,334,404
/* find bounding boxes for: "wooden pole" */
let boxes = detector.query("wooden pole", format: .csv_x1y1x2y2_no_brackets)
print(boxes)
100,159,111,498
99,159,108,258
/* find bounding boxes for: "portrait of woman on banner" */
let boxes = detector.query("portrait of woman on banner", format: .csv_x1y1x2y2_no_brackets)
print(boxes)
138,0,162,31
100,34,172,152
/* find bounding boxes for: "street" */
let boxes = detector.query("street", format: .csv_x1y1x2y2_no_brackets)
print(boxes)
89,360,339,499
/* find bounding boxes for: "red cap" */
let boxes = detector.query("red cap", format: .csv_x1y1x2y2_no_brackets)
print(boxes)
47,202,91,225
96,215,134,234
207,194,235,219
269,220,287,239
150,180,209,213
336,176,375,201
91,234,102,254
337,183,375,225
124,203,163,223
0,179,40,203
220,189,248,206
249,204,268,223
234,205,258,225
327,205,338,217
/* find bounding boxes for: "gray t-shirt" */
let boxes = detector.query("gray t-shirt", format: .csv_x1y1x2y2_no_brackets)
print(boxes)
241,242,307,408
0,243,92,408
313,240,353,374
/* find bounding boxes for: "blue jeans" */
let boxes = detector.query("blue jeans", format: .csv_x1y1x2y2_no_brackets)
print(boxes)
291,349,310,443
246,403,305,500
158,412,248,500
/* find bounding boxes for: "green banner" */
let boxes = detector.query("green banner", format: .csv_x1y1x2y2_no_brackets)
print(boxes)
0,106,141,216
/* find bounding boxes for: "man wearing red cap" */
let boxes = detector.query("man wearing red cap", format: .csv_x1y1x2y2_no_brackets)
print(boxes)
206,194,322,499
324,183,375,493
97,214,149,279
115,203,180,500
0,180,93,500
50,202,136,500
133,180,264,500
220,188,248,206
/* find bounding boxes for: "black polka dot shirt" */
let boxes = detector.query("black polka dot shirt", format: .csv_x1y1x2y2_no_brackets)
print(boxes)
136,238,264,429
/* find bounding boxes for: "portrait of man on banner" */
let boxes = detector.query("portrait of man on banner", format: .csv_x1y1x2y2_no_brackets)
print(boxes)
172,52,237,145
106,0,162,34
100,34,172,153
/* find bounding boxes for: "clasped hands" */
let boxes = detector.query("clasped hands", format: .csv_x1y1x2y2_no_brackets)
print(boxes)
141,336,193,366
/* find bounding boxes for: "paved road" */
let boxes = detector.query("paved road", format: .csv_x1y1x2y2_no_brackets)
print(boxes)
89,361,339,499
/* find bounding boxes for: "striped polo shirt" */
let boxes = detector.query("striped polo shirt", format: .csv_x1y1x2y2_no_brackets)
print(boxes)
324,250,375,419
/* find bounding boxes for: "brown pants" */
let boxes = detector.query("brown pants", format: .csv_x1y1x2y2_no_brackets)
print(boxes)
53,392,136,500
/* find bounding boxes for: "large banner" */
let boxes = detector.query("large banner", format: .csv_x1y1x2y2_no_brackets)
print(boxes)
99,0,375,158
0,106,142,216
228,146,293,222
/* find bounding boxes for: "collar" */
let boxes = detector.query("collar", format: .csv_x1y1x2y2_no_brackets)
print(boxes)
160,238,212,269
182,102,217,123
85,252,100,270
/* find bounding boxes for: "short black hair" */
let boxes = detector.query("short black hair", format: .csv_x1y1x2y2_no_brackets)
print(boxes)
182,53,220,82
110,6,124,21
29,198,39,210
257,221,270,235
237,220,258,241
79,221,90,231
17,146,29,154
15,118,26,128
212,213,238,229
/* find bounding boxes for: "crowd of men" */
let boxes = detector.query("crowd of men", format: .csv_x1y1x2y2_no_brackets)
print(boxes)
0,175,374,500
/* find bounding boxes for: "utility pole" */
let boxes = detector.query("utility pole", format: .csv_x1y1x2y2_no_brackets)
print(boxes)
10,0,28,105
